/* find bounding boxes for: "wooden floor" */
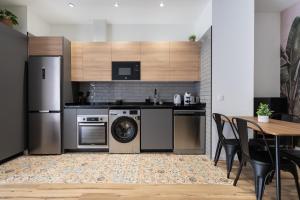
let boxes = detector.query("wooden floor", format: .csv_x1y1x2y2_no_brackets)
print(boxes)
0,161,299,200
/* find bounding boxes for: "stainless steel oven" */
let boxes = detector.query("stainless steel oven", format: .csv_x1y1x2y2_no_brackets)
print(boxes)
112,61,140,80
77,115,108,149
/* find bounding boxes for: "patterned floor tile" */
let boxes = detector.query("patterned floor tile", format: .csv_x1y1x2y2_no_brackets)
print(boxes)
0,153,233,185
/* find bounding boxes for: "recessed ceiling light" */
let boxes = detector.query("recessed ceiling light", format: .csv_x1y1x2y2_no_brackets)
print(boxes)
114,2,119,7
68,3,75,8
160,1,164,7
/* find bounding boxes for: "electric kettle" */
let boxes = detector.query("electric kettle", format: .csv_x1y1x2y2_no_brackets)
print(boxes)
173,94,181,105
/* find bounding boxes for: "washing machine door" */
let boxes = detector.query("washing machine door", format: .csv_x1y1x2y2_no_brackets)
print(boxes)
111,116,138,143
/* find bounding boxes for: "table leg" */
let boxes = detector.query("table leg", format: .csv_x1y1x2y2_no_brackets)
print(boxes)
275,136,281,200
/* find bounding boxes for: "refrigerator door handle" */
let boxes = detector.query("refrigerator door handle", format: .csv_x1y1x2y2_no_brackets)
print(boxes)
42,68,46,79
39,110,50,113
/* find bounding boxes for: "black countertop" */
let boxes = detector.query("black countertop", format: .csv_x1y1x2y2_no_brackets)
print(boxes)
64,102,206,110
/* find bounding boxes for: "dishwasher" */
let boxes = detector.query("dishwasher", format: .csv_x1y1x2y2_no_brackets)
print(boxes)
174,110,206,154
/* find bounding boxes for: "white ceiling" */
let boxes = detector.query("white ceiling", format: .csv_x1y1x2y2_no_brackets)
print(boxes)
255,0,300,12
0,0,210,25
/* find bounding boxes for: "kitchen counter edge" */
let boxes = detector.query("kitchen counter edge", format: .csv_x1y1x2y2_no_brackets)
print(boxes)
64,103,206,111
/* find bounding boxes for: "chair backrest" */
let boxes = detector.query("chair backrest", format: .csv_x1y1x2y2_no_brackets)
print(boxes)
271,113,300,122
213,113,238,142
280,114,300,147
281,114,300,123
232,118,250,159
232,117,274,165
271,113,300,147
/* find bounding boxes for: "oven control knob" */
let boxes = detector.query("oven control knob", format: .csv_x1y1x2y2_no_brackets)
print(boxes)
100,118,103,121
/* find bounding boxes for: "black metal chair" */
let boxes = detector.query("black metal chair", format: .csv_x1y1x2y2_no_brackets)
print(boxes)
279,114,300,170
282,150,300,168
212,113,241,178
272,113,300,123
232,117,300,200
272,113,300,148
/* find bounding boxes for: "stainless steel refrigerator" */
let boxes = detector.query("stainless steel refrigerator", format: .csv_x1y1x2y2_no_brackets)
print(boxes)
28,56,63,154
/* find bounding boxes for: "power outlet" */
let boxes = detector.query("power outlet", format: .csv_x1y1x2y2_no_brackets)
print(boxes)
217,95,224,102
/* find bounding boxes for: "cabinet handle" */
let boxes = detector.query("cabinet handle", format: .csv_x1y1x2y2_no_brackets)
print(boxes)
39,110,50,113
78,123,105,126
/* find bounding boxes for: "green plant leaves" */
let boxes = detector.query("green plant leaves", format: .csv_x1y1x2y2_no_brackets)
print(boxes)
0,9,19,25
256,103,273,116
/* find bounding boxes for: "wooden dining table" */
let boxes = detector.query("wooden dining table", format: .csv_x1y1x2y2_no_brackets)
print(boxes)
225,116,300,200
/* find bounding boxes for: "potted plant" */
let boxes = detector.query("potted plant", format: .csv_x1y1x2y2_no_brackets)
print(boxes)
0,9,18,27
256,103,273,123
189,34,196,42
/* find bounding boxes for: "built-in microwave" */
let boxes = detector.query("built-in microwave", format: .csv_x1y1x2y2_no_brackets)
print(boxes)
112,61,140,80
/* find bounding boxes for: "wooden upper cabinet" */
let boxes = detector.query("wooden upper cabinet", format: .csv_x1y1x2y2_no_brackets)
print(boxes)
82,42,112,81
28,37,63,56
112,42,141,61
170,42,200,81
70,41,200,82
141,42,171,81
71,42,84,81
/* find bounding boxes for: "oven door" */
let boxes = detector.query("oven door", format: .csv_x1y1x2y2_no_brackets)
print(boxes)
112,61,140,80
77,122,108,148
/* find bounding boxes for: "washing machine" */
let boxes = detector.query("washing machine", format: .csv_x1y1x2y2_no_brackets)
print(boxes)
109,109,140,153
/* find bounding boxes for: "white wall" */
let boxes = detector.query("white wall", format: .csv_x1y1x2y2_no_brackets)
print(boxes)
27,8,51,36
50,20,108,41
212,0,255,158
50,23,195,41
194,0,212,39
254,12,280,97
50,24,94,41
108,24,194,41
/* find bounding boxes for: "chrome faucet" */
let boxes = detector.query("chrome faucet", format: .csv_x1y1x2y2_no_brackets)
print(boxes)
88,82,96,103
153,88,159,104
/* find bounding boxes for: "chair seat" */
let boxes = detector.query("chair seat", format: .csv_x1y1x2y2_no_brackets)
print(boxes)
250,149,298,168
250,137,293,148
249,138,266,149
250,150,273,166
223,138,239,146
282,150,300,166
